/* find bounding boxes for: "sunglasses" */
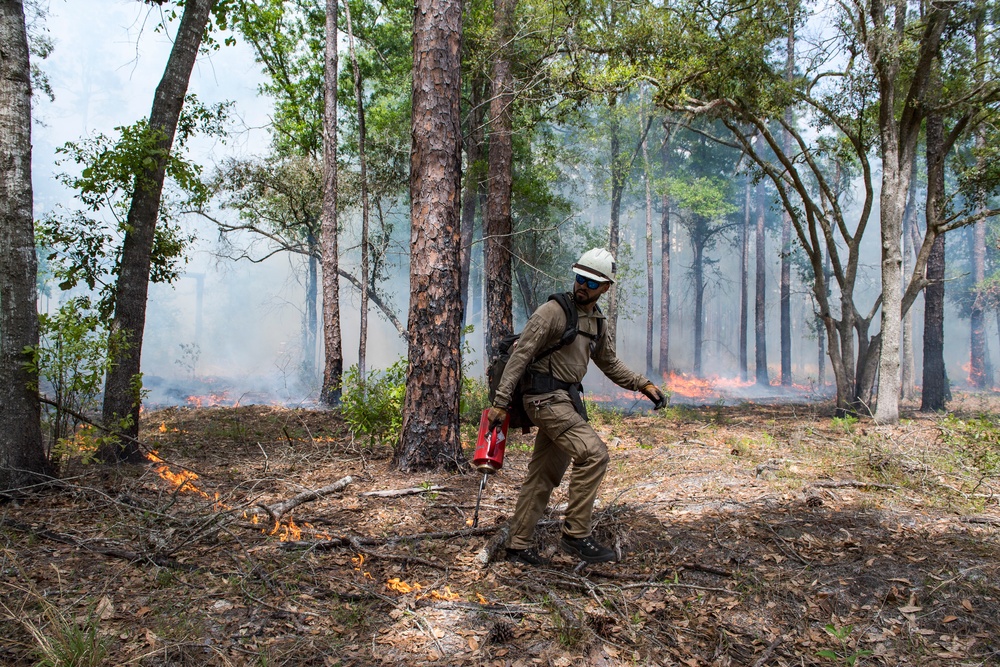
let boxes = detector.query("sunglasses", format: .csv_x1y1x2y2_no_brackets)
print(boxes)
575,274,603,290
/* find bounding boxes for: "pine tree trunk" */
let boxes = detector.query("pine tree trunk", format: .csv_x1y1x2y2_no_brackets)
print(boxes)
693,229,705,376
483,0,516,359
395,0,464,471
659,190,671,377
343,0,370,381
755,179,769,386
970,182,988,388
320,0,343,406
0,0,47,490
921,113,949,412
900,160,918,401
100,0,214,462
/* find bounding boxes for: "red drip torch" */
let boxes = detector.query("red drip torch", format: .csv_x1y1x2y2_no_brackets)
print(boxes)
471,408,509,528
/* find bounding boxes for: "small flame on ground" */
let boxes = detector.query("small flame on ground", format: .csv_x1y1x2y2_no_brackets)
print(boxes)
185,392,235,408
385,578,459,601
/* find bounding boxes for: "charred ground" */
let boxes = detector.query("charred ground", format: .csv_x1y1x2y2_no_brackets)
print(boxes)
2,398,999,666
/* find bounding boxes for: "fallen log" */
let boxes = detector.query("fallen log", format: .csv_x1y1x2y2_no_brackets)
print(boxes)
359,485,448,498
257,475,353,522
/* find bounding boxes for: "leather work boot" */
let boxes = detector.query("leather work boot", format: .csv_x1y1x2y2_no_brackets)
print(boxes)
505,547,549,566
560,534,617,563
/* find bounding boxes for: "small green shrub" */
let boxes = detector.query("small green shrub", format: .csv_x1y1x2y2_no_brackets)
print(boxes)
340,359,407,445
831,414,859,434
939,414,1000,490
26,297,116,464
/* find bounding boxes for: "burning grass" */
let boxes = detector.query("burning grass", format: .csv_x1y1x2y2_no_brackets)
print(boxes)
2,399,1000,665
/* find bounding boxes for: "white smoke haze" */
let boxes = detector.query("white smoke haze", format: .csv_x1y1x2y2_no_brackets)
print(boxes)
31,1,995,410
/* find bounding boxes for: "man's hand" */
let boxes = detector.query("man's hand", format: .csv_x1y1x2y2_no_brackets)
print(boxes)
486,406,508,428
642,383,668,410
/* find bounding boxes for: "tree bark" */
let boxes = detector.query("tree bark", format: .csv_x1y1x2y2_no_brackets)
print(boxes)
342,0,370,381
395,0,464,470
900,156,918,401
921,112,949,412
0,0,47,490
483,0,516,359
100,0,214,462
754,179,769,386
693,220,706,376
659,187,671,377
970,150,988,389
320,0,343,406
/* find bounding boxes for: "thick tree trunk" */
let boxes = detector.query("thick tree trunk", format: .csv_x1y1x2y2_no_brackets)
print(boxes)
460,76,486,323
659,191,671,377
395,0,464,470
754,180,769,386
343,0,370,381
320,0,343,406
0,0,47,490
100,0,214,462
483,0,516,359
921,113,949,412
739,176,750,382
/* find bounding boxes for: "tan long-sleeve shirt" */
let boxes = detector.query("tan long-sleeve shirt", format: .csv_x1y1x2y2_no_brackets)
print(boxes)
492,296,651,409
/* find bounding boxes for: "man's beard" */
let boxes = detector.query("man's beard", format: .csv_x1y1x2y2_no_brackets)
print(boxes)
573,289,600,306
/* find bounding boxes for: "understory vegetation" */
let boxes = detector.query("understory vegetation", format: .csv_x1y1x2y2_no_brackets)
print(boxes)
2,397,999,666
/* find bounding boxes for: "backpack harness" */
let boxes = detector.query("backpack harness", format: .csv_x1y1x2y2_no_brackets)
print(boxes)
487,292,605,430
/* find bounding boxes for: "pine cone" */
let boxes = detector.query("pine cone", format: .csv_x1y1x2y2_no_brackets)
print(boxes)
485,620,515,644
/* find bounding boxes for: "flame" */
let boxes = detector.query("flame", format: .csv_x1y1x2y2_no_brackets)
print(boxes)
386,577,422,594
147,450,209,498
384,578,459,600
185,392,234,408
268,517,303,542
158,422,167,433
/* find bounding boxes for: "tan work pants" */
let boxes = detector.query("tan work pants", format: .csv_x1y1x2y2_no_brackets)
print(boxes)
506,391,609,550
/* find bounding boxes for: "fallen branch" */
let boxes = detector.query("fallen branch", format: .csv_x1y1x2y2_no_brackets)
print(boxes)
810,480,897,491
750,631,784,667
359,485,448,498
279,524,500,550
349,537,450,571
961,516,1000,527
475,524,510,568
257,476,353,522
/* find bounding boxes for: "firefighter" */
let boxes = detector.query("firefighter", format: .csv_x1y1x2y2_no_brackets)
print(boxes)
487,248,667,565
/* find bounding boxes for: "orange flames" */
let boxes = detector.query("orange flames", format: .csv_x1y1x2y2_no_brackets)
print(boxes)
185,392,234,408
385,577,459,601
147,450,215,501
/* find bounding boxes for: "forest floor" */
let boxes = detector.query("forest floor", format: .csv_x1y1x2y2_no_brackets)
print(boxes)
2,395,1000,667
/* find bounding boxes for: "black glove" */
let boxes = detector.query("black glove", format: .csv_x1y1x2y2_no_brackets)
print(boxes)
642,383,668,410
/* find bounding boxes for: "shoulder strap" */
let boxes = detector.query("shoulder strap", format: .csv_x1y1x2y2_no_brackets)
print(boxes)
532,292,578,363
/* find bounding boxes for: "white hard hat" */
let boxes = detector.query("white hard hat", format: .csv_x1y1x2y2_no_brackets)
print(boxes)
573,248,616,284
